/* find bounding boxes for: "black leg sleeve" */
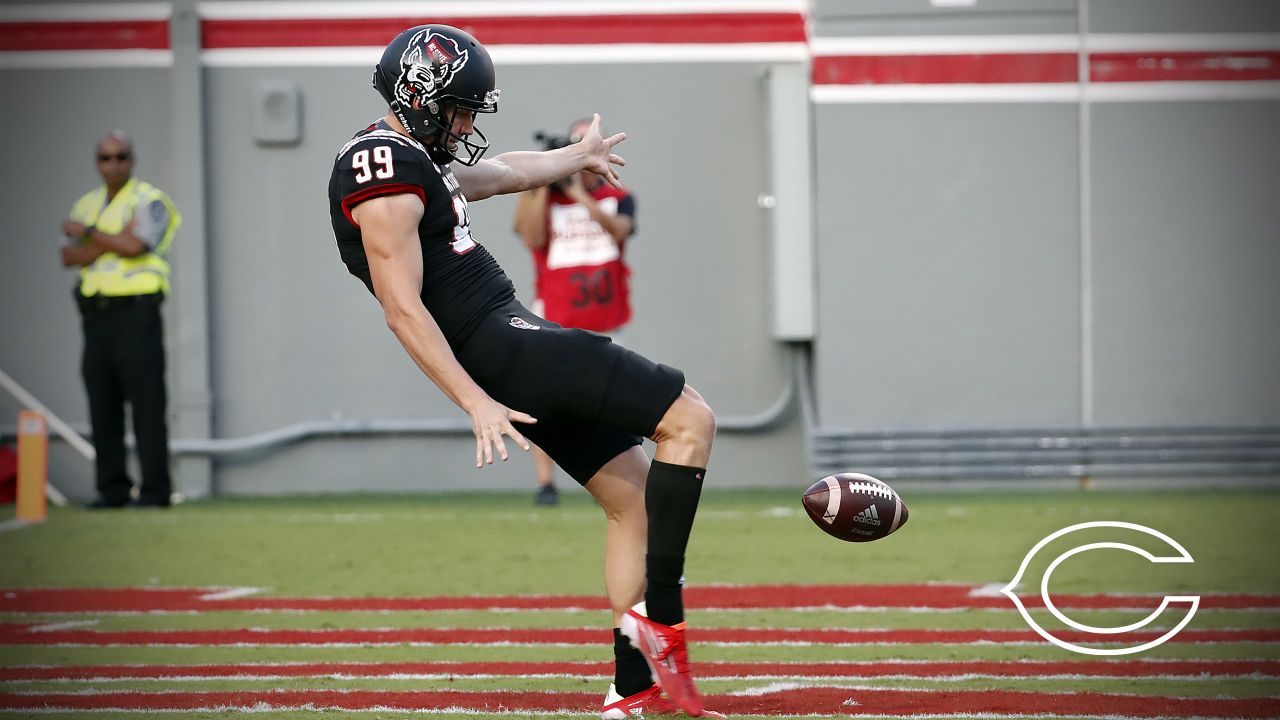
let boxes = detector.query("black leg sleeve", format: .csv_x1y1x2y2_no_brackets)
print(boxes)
643,460,706,625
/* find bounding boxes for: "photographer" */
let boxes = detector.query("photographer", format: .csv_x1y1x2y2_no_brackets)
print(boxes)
513,118,637,505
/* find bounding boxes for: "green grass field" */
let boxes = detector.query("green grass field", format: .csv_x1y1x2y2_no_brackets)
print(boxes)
1,487,1278,719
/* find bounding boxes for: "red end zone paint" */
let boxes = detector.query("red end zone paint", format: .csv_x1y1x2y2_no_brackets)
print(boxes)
1,624,1274,646
0,687,1275,717
202,14,807,49
4,659,1275,681
3,584,1276,612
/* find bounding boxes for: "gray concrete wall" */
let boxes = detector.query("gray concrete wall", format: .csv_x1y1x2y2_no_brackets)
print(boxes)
812,0,1078,36
1090,101,1280,426
1089,0,1280,33
808,0,1280,435
812,103,1081,430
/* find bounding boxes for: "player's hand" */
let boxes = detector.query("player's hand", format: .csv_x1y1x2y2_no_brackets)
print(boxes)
62,221,88,238
467,397,537,468
577,113,627,189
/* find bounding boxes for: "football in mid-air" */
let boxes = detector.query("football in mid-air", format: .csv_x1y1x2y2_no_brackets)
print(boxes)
802,472,908,542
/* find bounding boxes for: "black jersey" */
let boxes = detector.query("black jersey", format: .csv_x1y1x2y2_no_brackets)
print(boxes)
328,120,515,346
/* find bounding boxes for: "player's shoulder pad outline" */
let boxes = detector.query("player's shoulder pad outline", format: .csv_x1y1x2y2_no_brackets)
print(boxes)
335,128,430,165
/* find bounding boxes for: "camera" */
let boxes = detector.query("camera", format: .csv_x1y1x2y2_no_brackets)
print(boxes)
533,131,574,191
533,130,573,151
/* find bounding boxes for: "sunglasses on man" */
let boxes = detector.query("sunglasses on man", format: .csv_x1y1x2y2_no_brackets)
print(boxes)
97,153,131,162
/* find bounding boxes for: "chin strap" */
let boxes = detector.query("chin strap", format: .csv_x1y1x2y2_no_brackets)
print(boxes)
388,100,417,138
389,99,491,166
389,99,446,158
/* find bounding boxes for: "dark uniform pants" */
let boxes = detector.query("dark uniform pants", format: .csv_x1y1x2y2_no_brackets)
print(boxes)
79,294,171,504
454,299,685,485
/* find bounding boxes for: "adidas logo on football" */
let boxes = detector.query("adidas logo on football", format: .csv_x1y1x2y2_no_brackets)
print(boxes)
853,503,882,526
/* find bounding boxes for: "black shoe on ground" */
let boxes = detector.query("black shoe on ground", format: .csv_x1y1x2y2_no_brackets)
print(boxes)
85,497,128,510
128,496,171,509
534,484,559,506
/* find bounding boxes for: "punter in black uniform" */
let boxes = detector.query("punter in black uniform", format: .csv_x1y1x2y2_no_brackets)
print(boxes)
328,25,724,720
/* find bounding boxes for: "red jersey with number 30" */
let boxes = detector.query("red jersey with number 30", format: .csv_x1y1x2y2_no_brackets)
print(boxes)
533,183,636,332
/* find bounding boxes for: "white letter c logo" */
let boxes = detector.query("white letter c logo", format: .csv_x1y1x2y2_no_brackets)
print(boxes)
1001,521,1200,656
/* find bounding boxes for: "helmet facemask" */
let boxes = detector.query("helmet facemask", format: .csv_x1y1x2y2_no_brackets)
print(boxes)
410,94,498,167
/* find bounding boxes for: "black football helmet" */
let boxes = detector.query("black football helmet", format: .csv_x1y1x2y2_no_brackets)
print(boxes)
372,25,500,166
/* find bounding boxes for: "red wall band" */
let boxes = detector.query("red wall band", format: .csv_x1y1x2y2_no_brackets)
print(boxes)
1,11,1276,86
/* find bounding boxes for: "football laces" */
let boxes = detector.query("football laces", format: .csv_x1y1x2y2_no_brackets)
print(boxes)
847,482,893,500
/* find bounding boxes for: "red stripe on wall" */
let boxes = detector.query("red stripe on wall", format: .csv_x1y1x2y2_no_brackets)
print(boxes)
1091,51,1280,82
201,14,807,49
812,53,1079,85
0,20,169,51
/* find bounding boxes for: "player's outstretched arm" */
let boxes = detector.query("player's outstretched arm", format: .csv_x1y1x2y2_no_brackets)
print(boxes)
354,192,537,466
455,113,626,200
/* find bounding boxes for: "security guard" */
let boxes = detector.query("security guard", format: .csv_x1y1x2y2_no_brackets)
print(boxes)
61,131,181,508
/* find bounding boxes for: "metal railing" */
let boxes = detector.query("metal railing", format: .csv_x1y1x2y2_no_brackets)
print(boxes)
0,347,800,460
10,349,1278,482
810,425,1280,480
789,348,1280,481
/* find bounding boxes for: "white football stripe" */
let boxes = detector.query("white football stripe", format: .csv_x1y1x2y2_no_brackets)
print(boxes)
821,475,840,525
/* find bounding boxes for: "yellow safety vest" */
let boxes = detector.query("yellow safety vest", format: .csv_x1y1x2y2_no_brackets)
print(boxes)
68,178,181,297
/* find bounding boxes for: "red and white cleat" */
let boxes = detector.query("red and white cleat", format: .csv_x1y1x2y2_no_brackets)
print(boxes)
601,683,677,719
620,602,721,717
600,682,726,720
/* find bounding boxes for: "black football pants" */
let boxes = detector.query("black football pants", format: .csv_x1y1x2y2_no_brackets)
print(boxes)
80,298,171,505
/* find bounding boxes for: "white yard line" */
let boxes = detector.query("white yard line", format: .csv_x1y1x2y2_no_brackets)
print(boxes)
25,620,99,633
199,587,265,602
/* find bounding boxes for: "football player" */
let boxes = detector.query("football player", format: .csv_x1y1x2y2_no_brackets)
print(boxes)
327,25,724,719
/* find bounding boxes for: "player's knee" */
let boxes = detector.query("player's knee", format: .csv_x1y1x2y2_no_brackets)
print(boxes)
656,386,716,451
602,499,646,528
688,394,716,444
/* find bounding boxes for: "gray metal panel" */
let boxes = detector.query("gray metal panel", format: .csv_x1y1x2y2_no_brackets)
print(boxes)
766,63,815,340
203,62,804,493
812,0,1078,37
1090,101,1280,426
1088,0,1280,34
0,68,174,496
813,103,1081,431
169,0,214,498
